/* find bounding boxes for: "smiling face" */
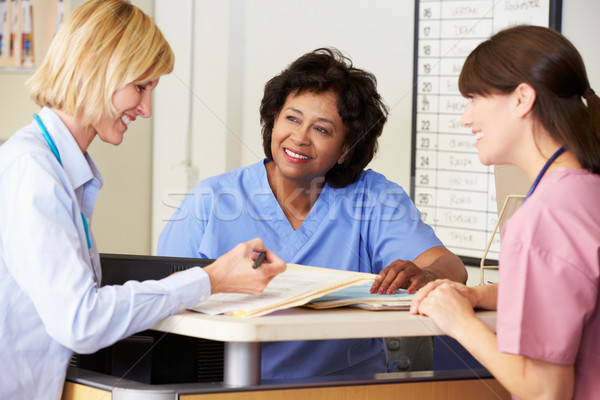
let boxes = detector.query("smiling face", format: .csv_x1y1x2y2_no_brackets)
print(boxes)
269,90,347,188
93,79,159,145
460,92,523,166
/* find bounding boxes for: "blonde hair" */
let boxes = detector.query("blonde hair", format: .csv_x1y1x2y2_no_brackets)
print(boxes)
27,0,174,127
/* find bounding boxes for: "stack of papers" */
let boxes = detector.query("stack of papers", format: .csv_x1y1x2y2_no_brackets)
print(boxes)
305,282,414,311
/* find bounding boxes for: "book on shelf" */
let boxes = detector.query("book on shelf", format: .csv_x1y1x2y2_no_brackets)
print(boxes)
191,263,378,318
0,0,65,69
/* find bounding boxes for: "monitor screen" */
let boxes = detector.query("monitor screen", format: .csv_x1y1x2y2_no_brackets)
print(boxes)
100,253,214,286
71,254,223,384
493,165,530,232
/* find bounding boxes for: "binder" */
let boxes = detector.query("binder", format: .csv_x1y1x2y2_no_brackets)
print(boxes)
7,0,20,67
21,0,33,67
0,0,7,63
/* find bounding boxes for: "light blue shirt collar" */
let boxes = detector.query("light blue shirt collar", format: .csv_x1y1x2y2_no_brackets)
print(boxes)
37,107,104,193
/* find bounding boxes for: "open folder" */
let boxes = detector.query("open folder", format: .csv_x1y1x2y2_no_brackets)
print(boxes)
191,264,378,318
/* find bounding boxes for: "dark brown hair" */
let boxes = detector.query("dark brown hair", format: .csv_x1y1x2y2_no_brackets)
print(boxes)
260,48,389,188
459,25,600,174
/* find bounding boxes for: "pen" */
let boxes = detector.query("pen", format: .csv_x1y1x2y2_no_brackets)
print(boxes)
252,252,266,269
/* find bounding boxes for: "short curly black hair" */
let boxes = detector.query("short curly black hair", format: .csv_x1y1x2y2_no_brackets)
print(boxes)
260,48,389,188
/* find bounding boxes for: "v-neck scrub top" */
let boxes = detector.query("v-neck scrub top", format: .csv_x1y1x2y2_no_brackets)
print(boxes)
158,159,443,379
497,168,600,399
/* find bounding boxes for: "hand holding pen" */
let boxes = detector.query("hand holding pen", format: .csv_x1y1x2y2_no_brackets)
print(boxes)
252,252,267,269
204,238,286,295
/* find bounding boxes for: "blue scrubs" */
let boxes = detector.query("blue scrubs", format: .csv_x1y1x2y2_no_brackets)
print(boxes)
158,159,443,379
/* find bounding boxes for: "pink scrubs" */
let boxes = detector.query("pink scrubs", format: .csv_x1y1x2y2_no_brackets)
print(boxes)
497,168,600,399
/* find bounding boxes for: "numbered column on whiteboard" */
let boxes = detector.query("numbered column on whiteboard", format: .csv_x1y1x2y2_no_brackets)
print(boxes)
415,0,441,230
412,0,558,261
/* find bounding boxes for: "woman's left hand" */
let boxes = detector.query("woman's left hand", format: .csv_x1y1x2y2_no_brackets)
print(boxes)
370,259,437,294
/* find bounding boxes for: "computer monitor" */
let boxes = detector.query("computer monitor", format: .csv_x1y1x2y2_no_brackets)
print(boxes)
493,165,530,231
72,254,224,384
479,165,531,283
99,253,214,285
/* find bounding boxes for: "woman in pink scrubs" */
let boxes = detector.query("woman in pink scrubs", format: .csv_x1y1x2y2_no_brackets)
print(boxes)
411,25,600,400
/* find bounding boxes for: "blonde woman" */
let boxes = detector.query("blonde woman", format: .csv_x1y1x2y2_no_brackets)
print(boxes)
0,1,285,398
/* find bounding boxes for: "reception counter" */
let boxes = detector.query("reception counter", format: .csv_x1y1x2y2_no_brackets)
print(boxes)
63,307,509,400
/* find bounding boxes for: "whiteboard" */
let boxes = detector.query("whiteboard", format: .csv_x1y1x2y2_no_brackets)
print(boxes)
411,0,562,263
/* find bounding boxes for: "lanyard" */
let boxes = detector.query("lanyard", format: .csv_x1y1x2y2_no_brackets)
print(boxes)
525,146,566,200
33,113,98,284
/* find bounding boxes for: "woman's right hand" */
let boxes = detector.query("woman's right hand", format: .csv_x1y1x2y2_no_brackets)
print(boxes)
203,238,286,295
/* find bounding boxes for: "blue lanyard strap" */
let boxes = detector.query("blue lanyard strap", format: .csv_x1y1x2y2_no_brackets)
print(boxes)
80,211,92,249
33,113,93,252
525,146,566,199
33,113,62,165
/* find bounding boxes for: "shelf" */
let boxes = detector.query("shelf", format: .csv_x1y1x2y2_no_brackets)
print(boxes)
0,68,36,74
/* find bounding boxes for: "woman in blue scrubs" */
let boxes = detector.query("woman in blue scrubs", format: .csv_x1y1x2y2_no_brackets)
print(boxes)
158,48,467,380
0,1,285,398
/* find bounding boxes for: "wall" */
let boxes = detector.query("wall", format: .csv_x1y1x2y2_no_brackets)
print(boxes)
152,0,416,252
0,73,37,138
562,2,600,81
1,1,599,256
0,0,154,255
151,0,600,255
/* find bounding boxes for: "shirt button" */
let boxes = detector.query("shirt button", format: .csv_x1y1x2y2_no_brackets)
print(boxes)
178,303,184,311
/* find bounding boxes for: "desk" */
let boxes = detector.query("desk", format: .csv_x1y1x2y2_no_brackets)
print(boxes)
64,307,507,399
151,307,497,386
